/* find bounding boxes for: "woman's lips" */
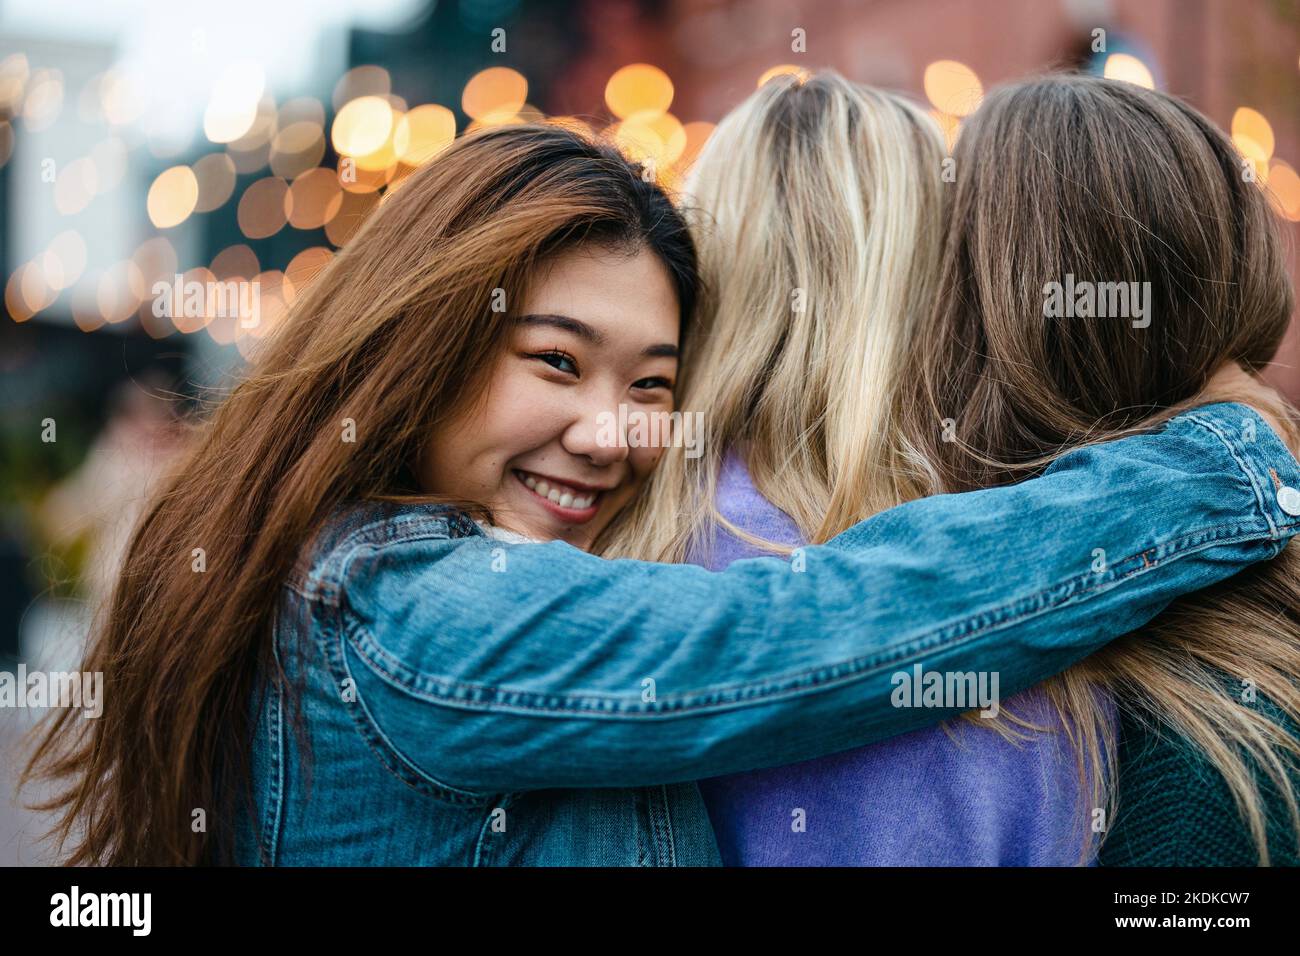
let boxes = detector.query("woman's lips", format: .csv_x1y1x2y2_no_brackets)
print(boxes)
514,469,605,523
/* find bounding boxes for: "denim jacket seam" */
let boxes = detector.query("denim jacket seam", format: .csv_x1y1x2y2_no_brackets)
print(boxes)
290,510,472,604
314,596,494,804
1182,411,1278,538
260,622,287,866
341,517,1275,719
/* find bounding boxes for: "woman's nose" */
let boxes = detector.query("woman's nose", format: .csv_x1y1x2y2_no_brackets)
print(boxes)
563,393,632,465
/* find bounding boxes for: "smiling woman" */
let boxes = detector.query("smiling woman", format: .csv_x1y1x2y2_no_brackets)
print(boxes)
419,244,682,549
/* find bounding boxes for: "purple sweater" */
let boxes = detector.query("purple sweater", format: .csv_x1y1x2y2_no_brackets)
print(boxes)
687,449,1106,866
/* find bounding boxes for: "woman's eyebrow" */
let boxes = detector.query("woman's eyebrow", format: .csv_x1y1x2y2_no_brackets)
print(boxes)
518,313,677,358
518,313,605,344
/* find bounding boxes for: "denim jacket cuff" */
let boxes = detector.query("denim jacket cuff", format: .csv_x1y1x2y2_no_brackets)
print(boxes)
1180,401,1300,547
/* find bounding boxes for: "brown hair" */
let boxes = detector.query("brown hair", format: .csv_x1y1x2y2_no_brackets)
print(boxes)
900,73,1300,862
21,123,699,865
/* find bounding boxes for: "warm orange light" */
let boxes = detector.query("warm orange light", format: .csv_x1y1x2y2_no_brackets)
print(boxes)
1267,160,1300,222
1232,107,1275,163
923,61,982,117
331,96,394,157
930,109,961,152
288,167,344,230
394,104,456,165
1102,54,1155,90
237,176,291,239
605,64,673,121
147,166,199,229
757,65,809,88
462,67,528,121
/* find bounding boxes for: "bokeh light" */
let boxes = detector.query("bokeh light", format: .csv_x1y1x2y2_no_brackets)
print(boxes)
288,167,344,230
146,166,200,229
1103,53,1156,89
331,95,394,157
1232,107,1275,163
923,61,982,116
193,153,238,212
1267,160,1300,222
605,64,673,121
758,65,809,87
236,176,292,239
462,67,528,121
395,104,457,164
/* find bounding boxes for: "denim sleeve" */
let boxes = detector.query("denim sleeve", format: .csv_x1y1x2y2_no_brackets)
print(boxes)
331,402,1300,795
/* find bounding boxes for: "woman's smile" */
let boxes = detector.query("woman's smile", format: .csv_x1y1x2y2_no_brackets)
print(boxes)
513,468,608,524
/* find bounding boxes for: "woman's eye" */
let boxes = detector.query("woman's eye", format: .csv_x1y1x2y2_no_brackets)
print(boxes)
634,377,673,392
533,351,578,375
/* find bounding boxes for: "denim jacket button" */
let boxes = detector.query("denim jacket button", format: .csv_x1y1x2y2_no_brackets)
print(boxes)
1278,486,1300,516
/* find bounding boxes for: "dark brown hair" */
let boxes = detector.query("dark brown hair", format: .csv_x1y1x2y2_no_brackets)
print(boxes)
22,123,698,865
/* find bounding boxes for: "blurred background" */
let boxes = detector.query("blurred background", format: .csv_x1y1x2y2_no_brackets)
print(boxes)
1,0,1298,865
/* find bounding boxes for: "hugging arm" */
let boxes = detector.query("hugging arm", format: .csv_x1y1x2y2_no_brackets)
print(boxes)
330,403,1300,794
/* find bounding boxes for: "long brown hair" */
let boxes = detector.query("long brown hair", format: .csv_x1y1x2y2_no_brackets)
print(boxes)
900,74,1300,862
21,123,698,865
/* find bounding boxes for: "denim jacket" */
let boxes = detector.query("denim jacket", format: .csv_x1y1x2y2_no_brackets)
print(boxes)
235,403,1300,865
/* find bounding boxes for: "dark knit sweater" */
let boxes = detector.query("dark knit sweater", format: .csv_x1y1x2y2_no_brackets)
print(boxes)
1099,706,1300,866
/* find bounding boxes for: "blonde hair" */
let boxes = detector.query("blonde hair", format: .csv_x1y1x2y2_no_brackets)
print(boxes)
600,71,946,563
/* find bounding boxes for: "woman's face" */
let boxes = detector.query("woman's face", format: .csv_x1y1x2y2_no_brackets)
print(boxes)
419,243,681,550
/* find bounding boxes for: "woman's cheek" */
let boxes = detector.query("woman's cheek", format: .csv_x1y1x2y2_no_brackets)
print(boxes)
631,445,663,477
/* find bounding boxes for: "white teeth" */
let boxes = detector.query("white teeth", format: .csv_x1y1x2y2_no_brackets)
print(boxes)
519,471,597,509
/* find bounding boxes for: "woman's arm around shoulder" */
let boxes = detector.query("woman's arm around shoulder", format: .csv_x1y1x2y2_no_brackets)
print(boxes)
319,401,1300,794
